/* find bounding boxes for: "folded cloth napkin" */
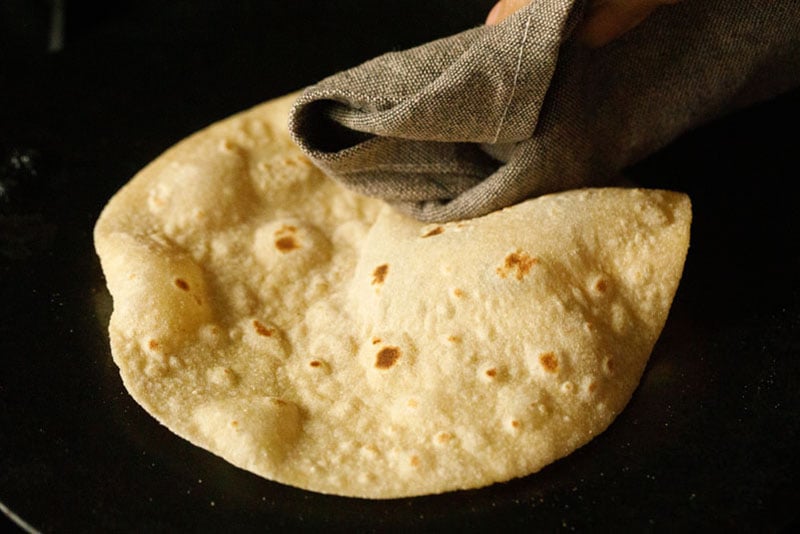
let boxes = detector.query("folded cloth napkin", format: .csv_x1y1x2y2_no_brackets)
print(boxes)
289,0,800,222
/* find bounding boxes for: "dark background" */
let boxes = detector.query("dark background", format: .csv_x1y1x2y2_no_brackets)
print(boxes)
1,1,798,532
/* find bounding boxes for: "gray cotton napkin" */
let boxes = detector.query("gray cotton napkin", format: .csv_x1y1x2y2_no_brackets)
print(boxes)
288,0,800,222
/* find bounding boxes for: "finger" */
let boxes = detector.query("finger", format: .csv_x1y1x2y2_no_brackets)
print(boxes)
578,0,682,48
486,1,504,25
486,0,532,26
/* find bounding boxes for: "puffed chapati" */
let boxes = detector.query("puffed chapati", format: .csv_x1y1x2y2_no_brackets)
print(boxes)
94,93,691,498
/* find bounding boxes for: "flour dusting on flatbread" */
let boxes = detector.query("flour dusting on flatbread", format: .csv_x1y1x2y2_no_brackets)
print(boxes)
94,93,691,498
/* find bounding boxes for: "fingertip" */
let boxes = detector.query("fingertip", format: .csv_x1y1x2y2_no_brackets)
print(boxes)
577,3,657,48
486,0,530,26
486,1,503,26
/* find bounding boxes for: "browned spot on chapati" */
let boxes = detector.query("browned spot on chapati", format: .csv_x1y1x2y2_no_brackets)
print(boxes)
375,346,400,369
594,278,608,293
496,250,538,280
447,335,461,343
272,224,300,252
485,368,497,378
148,339,159,350
422,226,444,238
510,420,521,428
372,264,389,285
174,278,190,291
436,432,453,444
452,288,465,298
274,236,299,252
539,352,558,373
252,320,273,337
309,360,322,368
409,455,421,467
371,337,382,345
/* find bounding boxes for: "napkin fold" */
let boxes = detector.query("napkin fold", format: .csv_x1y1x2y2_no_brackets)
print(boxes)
289,0,800,222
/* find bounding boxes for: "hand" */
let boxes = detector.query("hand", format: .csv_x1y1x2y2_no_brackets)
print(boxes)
486,0,684,47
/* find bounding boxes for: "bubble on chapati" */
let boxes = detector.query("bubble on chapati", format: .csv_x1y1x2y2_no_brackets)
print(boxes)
207,366,239,388
193,396,301,470
254,219,331,273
